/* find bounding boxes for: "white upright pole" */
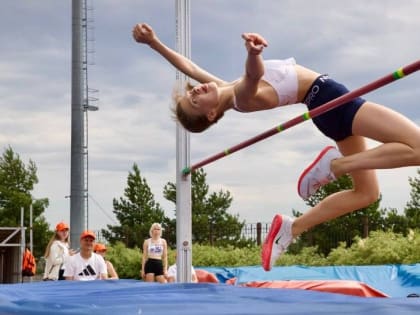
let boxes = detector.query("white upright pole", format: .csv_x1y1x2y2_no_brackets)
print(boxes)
175,0,192,283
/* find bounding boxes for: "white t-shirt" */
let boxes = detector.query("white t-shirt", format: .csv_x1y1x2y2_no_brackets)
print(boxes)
167,264,196,282
63,252,107,281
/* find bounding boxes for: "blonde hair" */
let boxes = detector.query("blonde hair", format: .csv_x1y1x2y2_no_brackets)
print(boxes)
149,223,163,237
172,83,224,133
43,231,69,258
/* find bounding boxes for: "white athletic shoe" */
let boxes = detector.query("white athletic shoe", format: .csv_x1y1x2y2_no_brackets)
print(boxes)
297,146,342,200
261,214,294,271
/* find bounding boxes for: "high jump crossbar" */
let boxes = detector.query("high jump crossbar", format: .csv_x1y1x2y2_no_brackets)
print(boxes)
182,59,420,175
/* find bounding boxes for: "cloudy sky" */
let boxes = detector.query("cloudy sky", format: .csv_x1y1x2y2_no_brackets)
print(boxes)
1,0,420,233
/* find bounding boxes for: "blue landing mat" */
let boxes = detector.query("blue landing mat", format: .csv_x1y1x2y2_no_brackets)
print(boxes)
0,280,419,315
202,264,420,297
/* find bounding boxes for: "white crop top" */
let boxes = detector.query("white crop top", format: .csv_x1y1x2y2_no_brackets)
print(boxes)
233,58,298,112
148,239,164,257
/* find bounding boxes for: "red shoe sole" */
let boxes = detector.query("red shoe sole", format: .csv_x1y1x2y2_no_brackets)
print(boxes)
261,214,283,271
297,146,335,197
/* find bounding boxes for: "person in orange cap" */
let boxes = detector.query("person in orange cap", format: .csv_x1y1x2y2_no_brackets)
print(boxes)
63,230,107,281
43,221,76,281
94,243,119,279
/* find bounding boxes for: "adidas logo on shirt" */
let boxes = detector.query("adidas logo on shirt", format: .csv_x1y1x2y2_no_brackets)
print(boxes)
78,264,96,276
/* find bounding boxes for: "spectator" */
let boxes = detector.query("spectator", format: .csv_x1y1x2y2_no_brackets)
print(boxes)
64,230,107,281
141,223,168,283
166,251,198,283
43,221,75,281
94,243,119,279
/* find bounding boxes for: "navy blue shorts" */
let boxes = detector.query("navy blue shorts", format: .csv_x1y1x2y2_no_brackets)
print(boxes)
144,258,164,276
303,74,365,141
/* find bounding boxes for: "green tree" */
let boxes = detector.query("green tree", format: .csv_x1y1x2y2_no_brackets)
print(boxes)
404,169,420,229
163,168,249,247
102,163,168,248
0,146,50,257
378,207,409,234
293,174,381,255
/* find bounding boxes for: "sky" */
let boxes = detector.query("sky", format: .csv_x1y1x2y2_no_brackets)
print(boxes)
1,0,420,233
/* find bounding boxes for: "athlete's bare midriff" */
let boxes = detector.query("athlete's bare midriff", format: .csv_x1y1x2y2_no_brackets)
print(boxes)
294,65,321,102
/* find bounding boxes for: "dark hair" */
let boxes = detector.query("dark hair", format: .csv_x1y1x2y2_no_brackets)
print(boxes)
172,83,224,133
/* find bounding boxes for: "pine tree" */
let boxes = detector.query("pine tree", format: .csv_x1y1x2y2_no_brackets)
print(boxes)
163,168,248,247
0,146,50,257
102,163,167,248
405,169,420,229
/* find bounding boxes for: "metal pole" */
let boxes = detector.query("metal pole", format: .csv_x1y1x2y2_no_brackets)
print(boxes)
70,0,86,244
20,207,24,283
175,0,192,283
29,204,33,254
183,60,420,175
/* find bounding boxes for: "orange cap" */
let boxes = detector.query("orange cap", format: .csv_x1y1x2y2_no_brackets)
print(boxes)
80,230,96,240
94,243,107,252
55,222,69,231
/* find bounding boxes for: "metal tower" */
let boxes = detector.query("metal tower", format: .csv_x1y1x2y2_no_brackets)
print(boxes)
70,0,98,244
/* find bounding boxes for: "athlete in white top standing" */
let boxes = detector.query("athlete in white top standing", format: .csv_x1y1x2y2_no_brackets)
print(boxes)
141,223,168,283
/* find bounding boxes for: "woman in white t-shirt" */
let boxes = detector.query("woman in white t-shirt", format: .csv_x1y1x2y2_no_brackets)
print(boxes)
43,222,75,281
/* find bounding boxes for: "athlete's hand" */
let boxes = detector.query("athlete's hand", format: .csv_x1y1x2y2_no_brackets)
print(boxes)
242,33,268,55
132,23,157,45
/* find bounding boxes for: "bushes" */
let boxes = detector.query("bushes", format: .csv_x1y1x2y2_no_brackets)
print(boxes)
192,230,419,267
325,229,420,266
278,229,420,267
106,242,141,279
192,244,261,267
105,230,419,278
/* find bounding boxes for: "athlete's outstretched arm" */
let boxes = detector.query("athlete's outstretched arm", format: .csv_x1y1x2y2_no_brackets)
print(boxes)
132,23,226,85
234,33,267,103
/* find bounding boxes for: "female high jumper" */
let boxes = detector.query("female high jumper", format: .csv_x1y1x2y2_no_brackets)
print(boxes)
132,23,420,271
